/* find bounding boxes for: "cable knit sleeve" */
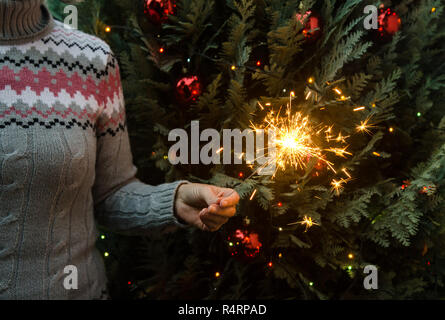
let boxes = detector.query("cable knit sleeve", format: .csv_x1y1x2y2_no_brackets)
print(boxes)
92,49,188,235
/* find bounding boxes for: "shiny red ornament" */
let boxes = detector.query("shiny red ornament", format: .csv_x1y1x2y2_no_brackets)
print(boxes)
296,11,322,41
175,75,202,104
377,7,401,38
143,0,176,25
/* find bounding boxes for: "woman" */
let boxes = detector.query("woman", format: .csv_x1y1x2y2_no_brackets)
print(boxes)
0,0,239,299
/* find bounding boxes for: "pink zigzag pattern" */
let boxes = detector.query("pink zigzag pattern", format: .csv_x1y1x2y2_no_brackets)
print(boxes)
0,66,122,108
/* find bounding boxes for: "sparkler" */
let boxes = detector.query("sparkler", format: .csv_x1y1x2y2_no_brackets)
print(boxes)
250,94,354,186
241,84,376,210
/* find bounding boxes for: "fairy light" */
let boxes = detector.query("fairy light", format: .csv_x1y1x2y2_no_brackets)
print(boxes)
431,7,436,13
417,112,422,117
105,26,111,32
372,152,381,157
277,202,283,207
389,127,394,133
348,253,354,259
231,65,236,70
308,77,314,83
309,282,314,286
278,227,283,231
256,60,261,66
104,252,109,257
215,272,221,278
278,253,283,258
159,47,164,53
100,235,106,240
353,106,365,112
268,262,273,268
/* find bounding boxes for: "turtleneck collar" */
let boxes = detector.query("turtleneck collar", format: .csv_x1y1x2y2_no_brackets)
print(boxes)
0,0,53,45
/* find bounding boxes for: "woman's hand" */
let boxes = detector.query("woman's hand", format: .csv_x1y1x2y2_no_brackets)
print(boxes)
175,183,240,231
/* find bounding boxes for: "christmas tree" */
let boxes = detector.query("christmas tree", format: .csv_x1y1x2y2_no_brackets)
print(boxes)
47,0,445,299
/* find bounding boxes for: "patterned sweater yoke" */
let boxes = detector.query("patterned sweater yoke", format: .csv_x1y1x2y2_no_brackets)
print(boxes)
0,0,187,300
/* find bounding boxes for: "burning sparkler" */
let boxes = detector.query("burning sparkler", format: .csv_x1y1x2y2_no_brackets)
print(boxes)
250,94,353,185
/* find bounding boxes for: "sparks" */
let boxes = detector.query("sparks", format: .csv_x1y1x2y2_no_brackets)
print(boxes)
249,189,257,201
288,215,319,232
249,94,354,180
334,132,349,143
254,106,331,173
216,147,224,154
327,146,352,158
342,168,351,179
331,178,349,195
356,118,376,135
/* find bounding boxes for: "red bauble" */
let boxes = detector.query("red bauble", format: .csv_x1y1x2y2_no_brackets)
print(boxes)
227,229,262,258
377,7,401,38
296,11,322,41
143,0,176,25
175,75,202,104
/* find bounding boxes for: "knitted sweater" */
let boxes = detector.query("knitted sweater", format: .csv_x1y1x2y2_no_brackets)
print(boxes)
0,0,187,299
